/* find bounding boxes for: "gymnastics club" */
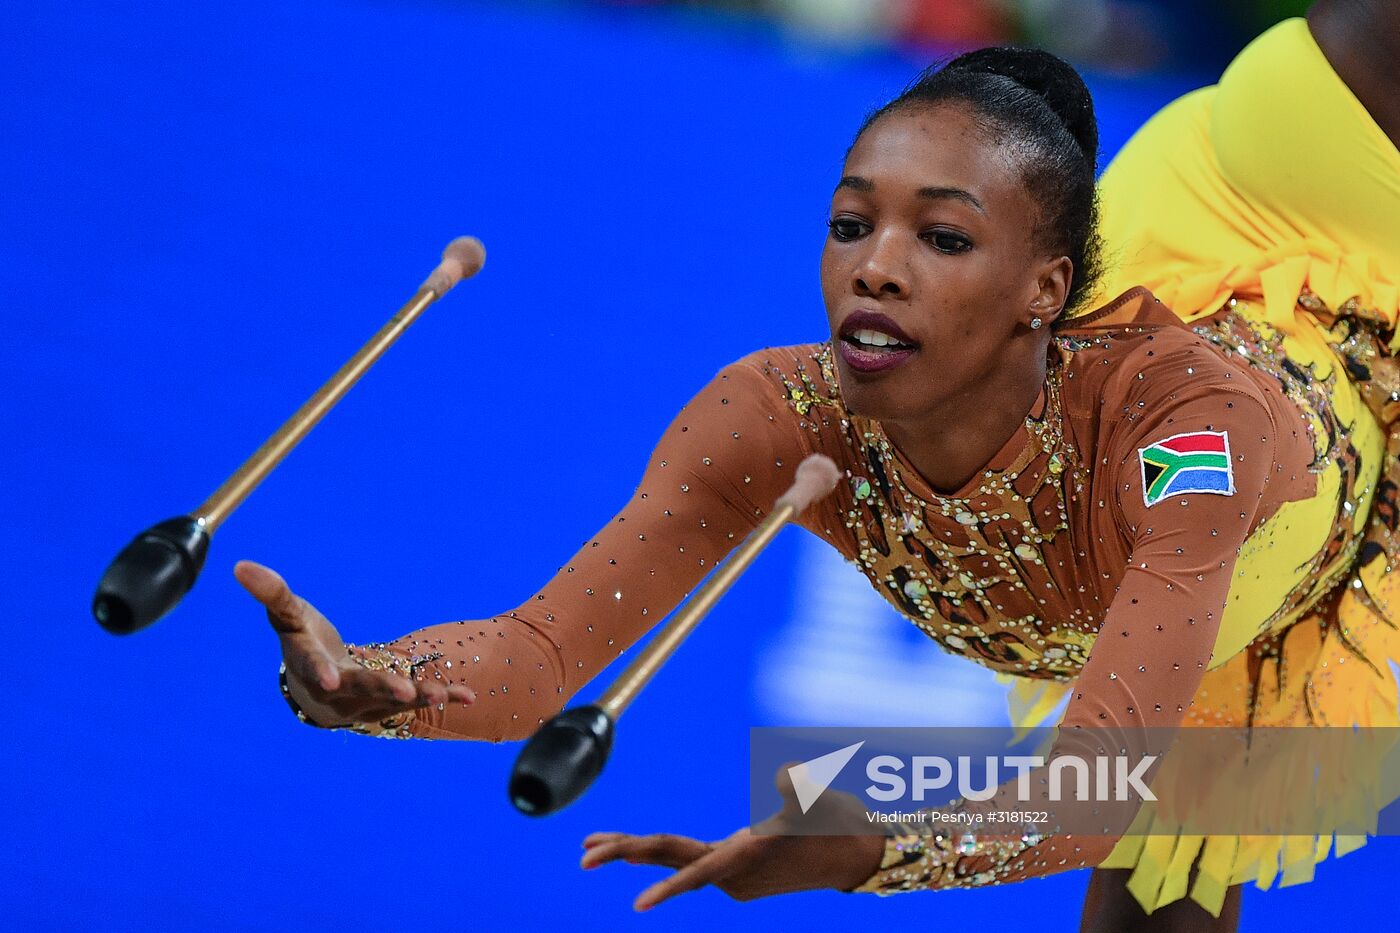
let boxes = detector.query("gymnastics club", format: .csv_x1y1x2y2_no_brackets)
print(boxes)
91,237,487,636
508,452,842,816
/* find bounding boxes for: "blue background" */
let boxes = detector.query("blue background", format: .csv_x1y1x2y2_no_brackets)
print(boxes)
2,1,1393,929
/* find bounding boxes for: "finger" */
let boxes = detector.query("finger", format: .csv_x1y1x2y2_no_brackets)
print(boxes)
579,836,637,868
284,643,341,693
580,834,710,870
341,665,415,705
340,667,431,714
583,831,628,849
445,684,477,705
287,664,396,724
409,676,476,709
341,646,476,708
633,841,752,911
341,647,419,705
410,680,450,710
331,668,477,722
234,561,308,634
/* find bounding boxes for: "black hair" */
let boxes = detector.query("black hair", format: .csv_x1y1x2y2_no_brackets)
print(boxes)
852,46,1103,317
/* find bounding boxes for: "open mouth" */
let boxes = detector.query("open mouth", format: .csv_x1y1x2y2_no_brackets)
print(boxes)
838,330,918,374
841,328,917,353
836,312,920,374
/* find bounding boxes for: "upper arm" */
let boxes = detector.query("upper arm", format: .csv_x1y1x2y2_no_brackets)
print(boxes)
1063,383,1278,734
377,353,813,741
522,354,812,695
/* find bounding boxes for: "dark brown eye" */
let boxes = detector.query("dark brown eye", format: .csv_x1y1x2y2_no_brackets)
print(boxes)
827,218,868,242
924,229,972,253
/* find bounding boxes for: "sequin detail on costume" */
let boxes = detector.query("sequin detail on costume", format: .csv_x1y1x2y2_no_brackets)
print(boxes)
1189,303,1373,647
317,287,1392,908
817,339,1095,680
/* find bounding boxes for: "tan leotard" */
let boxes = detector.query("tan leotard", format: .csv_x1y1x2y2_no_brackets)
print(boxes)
334,287,1342,891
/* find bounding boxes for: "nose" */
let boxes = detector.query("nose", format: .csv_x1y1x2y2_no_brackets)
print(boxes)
853,229,910,298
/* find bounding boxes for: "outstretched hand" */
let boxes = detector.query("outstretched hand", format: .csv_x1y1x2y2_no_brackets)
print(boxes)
234,560,475,727
578,762,885,911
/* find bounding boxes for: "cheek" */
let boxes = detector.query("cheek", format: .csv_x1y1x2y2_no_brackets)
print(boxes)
903,263,1023,368
928,252,1022,330
819,244,844,311
818,242,837,284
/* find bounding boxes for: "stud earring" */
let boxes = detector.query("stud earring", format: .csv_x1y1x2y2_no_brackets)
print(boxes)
1030,316,1043,330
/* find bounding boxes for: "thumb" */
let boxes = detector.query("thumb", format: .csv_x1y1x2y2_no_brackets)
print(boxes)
236,560,342,690
776,760,807,817
748,760,812,836
778,757,876,838
233,560,304,632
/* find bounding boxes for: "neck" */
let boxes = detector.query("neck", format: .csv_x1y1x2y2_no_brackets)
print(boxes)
881,343,1050,495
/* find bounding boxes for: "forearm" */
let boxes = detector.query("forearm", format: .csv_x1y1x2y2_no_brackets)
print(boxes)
853,823,1118,894
853,542,1233,892
350,608,573,742
308,355,808,742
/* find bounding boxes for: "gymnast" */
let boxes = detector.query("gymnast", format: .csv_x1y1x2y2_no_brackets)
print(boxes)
234,1,1400,929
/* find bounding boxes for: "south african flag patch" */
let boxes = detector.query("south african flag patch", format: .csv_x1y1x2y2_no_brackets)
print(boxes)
1137,430,1235,508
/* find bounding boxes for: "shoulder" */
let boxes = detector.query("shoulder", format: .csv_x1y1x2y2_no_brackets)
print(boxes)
714,342,849,431
725,343,837,397
1057,288,1275,423
664,342,836,456
1056,290,1309,529
650,343,846,525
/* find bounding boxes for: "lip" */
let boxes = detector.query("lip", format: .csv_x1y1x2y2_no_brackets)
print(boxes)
838,339,917,373
836,308,919,374
838,309,919,347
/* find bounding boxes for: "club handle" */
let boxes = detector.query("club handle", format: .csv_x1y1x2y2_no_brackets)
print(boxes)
92,516,210,635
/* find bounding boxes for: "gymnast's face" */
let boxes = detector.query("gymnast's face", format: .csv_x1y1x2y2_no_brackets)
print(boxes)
820,101,1065,423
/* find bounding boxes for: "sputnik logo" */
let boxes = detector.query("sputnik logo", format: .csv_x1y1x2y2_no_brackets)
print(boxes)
786,741,865,813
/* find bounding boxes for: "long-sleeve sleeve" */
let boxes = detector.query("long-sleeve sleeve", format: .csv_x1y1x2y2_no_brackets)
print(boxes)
854,382,1288,893
332,352,812,742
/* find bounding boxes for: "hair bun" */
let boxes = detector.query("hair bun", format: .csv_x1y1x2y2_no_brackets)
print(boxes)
945,47,1097,166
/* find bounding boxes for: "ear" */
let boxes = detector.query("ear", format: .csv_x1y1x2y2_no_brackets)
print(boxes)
1029,255,1073,328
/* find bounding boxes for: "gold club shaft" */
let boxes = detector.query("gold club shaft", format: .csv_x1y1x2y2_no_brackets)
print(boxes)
596,499,799,718
195,286,441,533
